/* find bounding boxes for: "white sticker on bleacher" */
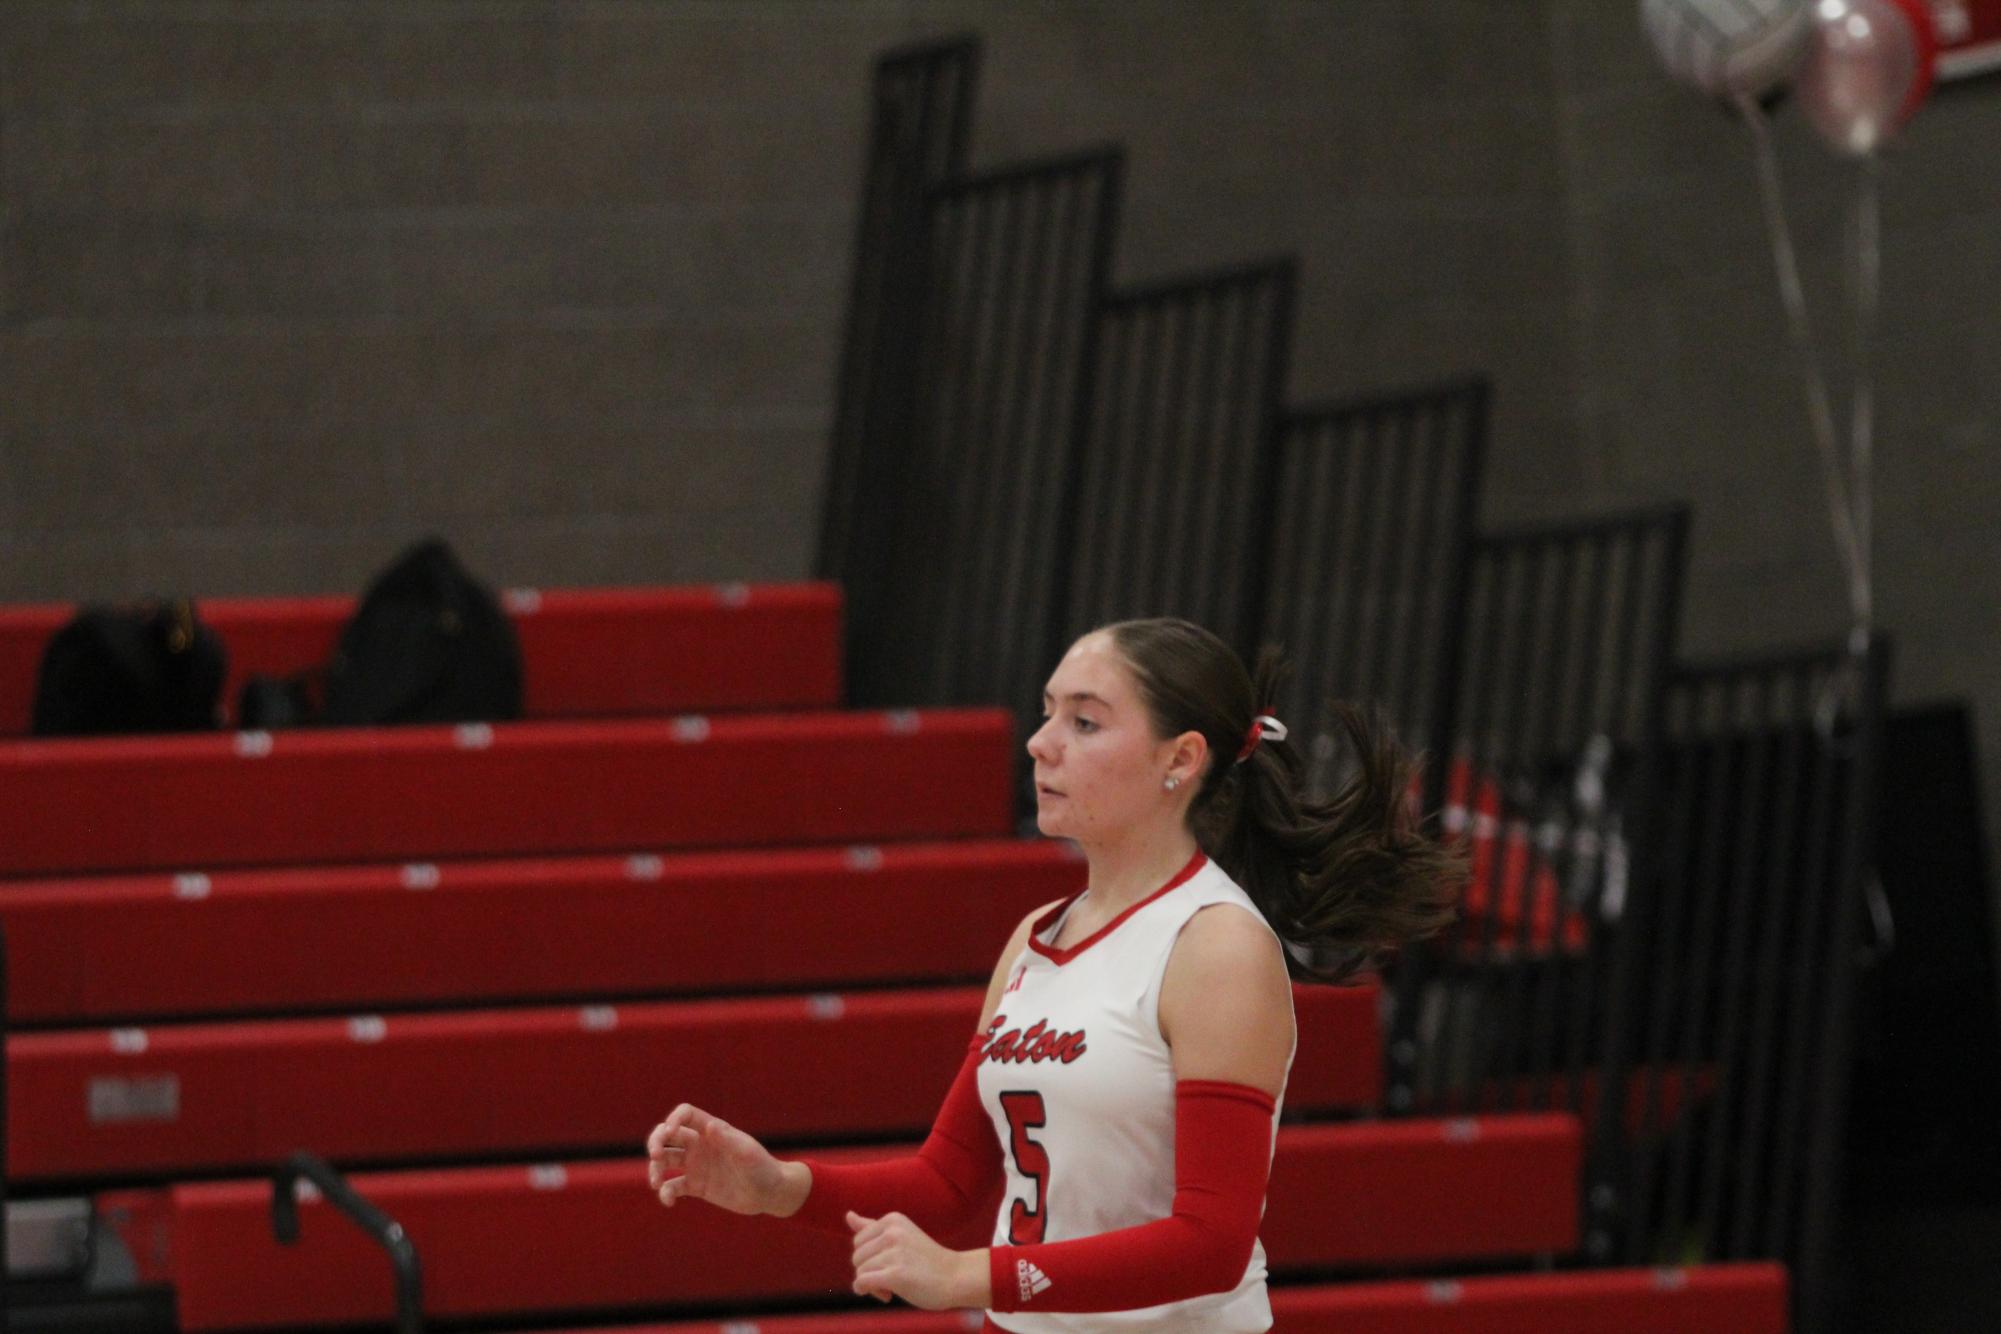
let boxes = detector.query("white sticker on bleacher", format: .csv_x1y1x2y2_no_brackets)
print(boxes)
294,1179,322,1203
715,581,751,608
503,587,543,615
173,873,212,900
806,994,846,1021
672,715,710,743
454,723,495,750
625,854,665,880
580,1006,618,1032
1653,1268,1689,1292
401,863,441,890
348,1016,387,1044
720,1323,761,1334
1424,1280,1464,1305
529,1164,568,1191
1442,1118,1481,1143
90,1075,180,1125
844,845,883,871
234,731,274,758
110,1028,149,1055
884,710,921,735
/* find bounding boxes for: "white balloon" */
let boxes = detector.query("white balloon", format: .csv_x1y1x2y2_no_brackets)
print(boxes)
1641,0,1815,99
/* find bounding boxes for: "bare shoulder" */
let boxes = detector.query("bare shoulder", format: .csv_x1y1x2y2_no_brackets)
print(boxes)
1159,903,1295,1097
978,897,1067,1031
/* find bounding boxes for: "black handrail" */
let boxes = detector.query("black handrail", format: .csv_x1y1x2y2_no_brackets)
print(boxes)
271,1150,423,1334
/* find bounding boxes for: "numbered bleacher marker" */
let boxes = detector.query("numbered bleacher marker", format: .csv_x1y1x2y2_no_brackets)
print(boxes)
109,1028,149,1055
401,863,441,890
720,1322,761,1334
454,723,495,750
580,1006,618,1032
233,731,274,758
806,994,845,1021
844,845,883,871
625,854,665,880
172,873,212,900
529,1164,567,1191
1424,1280,1464,1305
348,1016,387,1044
672,715,710,743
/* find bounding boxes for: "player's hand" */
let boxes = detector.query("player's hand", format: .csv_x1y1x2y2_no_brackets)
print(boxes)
847,1210,983,1310
645,1103,785,1216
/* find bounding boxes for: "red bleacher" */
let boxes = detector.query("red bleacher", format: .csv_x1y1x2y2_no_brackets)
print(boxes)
12,982,1380,1180
0,708,1014,876
0,579,1787,1333
0,582,842,735
101,1117,1581,1329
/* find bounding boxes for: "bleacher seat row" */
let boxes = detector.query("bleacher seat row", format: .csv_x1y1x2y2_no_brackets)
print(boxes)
0,580,1787,1332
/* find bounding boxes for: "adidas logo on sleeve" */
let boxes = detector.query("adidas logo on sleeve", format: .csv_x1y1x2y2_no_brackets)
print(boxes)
1016,1259,1052,1302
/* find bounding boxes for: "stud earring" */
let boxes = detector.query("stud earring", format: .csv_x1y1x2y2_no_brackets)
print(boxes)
1164,776,1181,791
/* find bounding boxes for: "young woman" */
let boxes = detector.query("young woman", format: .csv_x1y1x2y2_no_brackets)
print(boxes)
646,618,1461,1330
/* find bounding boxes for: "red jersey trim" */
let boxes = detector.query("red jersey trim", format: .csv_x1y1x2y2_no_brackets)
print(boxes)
1025,849,1208,966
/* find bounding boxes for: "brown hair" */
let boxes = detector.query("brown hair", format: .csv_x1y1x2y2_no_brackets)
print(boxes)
1104,617,1464,984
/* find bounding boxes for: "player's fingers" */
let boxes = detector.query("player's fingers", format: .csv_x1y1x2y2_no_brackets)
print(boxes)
665,1103,717,1137
851,1233,892,1269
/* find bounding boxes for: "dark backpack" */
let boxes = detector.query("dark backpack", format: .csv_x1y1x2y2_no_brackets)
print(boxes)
319,539,523,726
32,599,228,737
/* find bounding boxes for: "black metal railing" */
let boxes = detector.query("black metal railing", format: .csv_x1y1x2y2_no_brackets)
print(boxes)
1258,378,1489,797
818,34,978,642
1587,638,1890,1334
272,1150,424,1334
843,148,1124,716
1054,257,1297,662
1382,505,1691,1123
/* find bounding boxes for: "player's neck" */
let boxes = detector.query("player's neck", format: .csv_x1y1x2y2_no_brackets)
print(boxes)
1078,823,1201,917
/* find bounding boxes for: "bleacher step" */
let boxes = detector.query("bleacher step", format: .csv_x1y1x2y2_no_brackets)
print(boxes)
0,708,1016,876
10,981,1380,1180
93,1115,1581,1330
0,841,1083,1023
0,582,843,735
526,1264,1788,1332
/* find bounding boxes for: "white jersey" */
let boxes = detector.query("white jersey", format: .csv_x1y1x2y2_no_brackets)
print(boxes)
975,851,1295,1333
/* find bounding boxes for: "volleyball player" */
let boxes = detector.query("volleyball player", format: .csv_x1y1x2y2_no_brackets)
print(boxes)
646,618,1461,1330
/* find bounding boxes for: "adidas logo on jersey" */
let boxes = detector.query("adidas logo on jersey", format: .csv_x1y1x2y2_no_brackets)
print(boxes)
1016,1259,1052,1301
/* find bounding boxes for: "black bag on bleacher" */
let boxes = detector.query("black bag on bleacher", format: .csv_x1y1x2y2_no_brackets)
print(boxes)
319,538,523,726
31,599,228,736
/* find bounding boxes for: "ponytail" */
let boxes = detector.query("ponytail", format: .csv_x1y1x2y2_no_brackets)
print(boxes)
1106,622,1464,984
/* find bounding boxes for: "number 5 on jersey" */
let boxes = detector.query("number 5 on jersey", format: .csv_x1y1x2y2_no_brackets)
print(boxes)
1000,1091,1049,1245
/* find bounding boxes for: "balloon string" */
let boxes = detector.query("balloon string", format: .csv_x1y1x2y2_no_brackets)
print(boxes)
1847,152,1880,648
1736,94,1865,620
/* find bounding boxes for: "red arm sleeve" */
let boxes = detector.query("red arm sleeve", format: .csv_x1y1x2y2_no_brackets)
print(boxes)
987,1079,1276,1314
785,1033,1003,1244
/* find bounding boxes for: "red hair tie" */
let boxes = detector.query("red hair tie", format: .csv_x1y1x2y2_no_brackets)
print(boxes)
1234,713,1289,763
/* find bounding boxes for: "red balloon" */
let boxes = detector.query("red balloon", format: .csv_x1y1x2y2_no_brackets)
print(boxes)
1798,0,1939,154
1887,0,1938,124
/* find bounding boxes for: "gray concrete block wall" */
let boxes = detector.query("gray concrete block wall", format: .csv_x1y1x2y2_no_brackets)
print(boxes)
1,1,1994,883
0,0,913,601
